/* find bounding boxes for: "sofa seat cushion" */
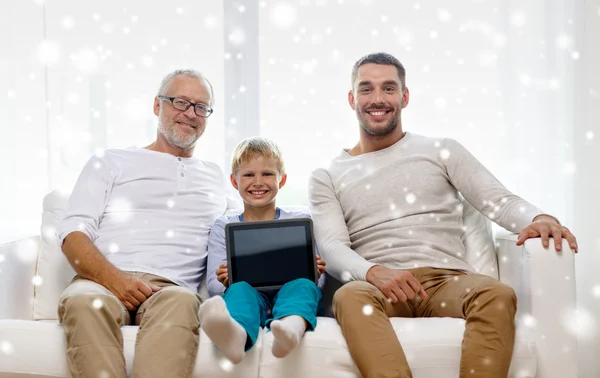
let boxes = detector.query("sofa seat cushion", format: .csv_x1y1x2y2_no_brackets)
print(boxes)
0,317,535,378
260,317,536,378
0,319,261,378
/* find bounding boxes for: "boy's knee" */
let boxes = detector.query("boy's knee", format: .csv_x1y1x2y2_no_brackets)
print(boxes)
229,281,254,293
288,278,318,288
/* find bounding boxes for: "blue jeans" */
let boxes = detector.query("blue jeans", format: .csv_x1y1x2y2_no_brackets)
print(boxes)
222,278,322,350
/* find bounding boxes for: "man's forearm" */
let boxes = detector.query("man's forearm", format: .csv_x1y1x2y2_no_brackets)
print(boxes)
61,231,121,285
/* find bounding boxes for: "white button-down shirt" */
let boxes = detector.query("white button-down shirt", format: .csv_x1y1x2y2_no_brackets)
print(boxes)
58,147,237,292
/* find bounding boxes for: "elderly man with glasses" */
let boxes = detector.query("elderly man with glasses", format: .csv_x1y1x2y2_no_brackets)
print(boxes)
56,69,233,378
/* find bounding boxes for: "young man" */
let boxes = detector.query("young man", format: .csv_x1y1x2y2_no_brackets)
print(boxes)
308,52,578,378
58,69,233,378
200,136,326,363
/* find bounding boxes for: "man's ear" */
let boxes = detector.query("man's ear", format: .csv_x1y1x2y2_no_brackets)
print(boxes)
230,173,239,190
153,96,161,116
401,87,410,109
278,173,287,189
348,90,356,110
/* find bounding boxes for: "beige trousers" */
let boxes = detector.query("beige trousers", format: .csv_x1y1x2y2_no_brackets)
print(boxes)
333,268,517,378
58,272,202,378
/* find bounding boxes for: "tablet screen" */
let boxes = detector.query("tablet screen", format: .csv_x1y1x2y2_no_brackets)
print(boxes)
226,220,317,290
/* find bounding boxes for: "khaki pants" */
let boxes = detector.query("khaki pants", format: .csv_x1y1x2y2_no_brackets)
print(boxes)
58,272,202,378
333,268,517,378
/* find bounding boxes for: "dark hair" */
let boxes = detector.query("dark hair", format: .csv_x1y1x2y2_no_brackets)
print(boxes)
351,52,406,89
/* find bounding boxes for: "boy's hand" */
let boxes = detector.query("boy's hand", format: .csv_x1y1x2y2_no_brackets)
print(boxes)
316,255,326,278
216,263,229,287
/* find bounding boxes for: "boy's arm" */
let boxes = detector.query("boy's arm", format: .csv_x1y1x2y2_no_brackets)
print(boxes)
206,217,229,297
308,169,377,283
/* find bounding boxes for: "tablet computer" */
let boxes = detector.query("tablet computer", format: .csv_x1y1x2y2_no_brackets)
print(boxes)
225,218,318,291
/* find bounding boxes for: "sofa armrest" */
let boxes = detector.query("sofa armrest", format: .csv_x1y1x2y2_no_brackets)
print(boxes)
496,233,577,378
0,236,40,320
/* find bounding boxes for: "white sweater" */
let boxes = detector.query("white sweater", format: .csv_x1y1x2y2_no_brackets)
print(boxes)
58,147,234,292
309,132,544,282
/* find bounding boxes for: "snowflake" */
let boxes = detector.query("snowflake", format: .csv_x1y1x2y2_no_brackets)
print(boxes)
71,48,99,73
556,34,572,49
434,98,447,109
93,298,104,309
204,14,219,30
405,193,416,204
437,9,452,22
270,4,297,28
32,275,43,286
439,148,450,160
228,28,245,46
523,314,536,328
362,305,373,315
341,271,352,282
571,51,580,60
141,55,154,68
511,11,526,27
562,307,596,340
166,230,175,238
219,358,234,372
301,60,318,75
562,162,576,175
586,131,594,140
1,341,14,355
38,41,60,65
108,243,119,254
61,16,75,30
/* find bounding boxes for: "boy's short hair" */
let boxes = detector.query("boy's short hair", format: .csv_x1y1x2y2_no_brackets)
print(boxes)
231,136,286,175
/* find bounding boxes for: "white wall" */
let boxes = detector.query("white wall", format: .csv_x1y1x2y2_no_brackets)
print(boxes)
573,0,600,377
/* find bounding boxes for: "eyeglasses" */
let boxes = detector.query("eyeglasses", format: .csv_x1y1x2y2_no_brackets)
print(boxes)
157,95,214,118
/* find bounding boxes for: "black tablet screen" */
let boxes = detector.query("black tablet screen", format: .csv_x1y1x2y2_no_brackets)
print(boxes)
228,223,316,289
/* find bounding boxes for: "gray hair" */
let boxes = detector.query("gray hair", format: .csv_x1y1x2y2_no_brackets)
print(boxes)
351,52,406,89
157,69,214,105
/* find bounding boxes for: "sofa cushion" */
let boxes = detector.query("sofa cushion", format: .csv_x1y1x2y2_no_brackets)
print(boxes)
0,317,535,378
33,190,76,320
0,319,261,378
260,317,535,378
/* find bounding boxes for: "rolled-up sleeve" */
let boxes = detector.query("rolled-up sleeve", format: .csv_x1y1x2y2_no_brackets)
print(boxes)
58,154,114,245
206,217,229,297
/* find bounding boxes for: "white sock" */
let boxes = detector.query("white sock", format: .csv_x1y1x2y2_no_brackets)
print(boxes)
198,296,247,364
270,315,307,358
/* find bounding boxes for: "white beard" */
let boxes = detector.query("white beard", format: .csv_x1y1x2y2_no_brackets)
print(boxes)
158,121,198,150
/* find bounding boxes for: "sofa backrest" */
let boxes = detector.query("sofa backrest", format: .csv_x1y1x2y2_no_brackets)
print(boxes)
32,190,497,320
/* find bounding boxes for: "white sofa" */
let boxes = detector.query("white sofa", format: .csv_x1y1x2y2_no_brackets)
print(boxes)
0,190,578,378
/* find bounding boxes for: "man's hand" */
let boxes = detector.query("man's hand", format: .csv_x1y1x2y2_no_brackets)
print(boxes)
316,255,326,278
216,263,229,288
104,273,161,311
365,265,428,304
516,215,578,253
